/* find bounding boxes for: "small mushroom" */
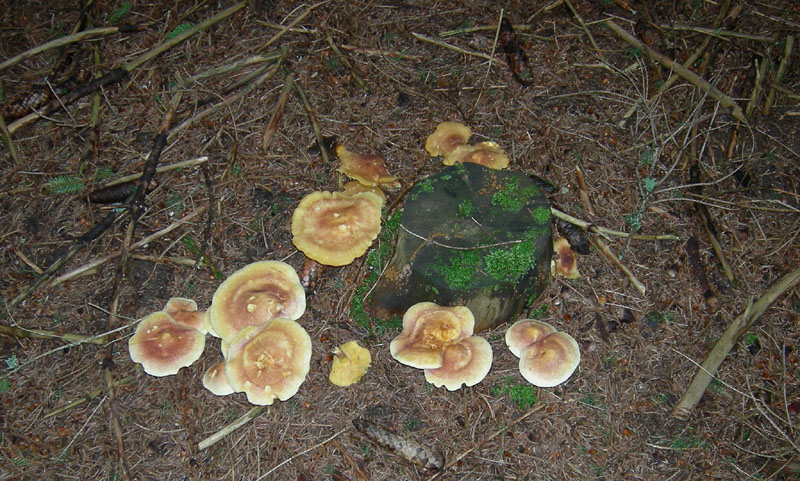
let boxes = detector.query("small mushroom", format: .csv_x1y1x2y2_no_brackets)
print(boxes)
551,237,580,279
342,180,387,202
335,144,399,189
444,141,509,170
128,311,206,377
424,336,493,391
164,297,209,334
225,318,312,405
203,360,234,396
389,302,475,369
518,331,580,387
291,191,383,266
425,121,471,157
329,340,372,387
208,261,306,343
505,319,557,357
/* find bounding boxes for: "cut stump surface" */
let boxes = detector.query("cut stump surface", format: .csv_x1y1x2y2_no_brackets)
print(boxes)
367,162,552,332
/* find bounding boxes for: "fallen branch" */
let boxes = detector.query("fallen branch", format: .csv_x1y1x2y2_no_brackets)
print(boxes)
671,266,800,420
198,406,266,450
563,0,602,57
605,19,746,123
0,323,108,344
44,375,135,419
550,207,680,242
412,32,505,66
326,34,368,91
294,79,331,164
764,35,794,116
591,236,647,295
263,74,294,151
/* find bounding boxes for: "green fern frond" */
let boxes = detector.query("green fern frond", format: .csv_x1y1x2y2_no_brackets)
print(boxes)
109,2,132,24
44,175,84,195
165,22,194,40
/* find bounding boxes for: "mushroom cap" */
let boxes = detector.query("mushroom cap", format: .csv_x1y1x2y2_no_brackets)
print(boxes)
329,340,372,387
128,311,206,377
164,297,209,334
335,144,399,188
551,237,580,279
519,331,580,387
208,261,306,343
424,336,493,391
203,360,234,396
342,180,387,202
225,318,312,405
505,319,557,357
444,142,510,170
425,121,471,157
389,302,475,369
291,191,383,266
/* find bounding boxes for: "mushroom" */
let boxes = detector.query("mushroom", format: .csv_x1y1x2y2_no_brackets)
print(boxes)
164,297,210,334
389,302,475,369
518,331,580,387
443,141,510,170
425,121,471,157
203,360,234,396
335,144,399,189
225,318,312,405
505,319,557,357
424,336,492,391
551,237,580,279
329,340,372,387
208,260,306,343
128,311,206,377
342,180,387,202
291,190,383,266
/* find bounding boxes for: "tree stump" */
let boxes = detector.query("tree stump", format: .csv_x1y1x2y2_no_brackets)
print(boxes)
367,162,552,332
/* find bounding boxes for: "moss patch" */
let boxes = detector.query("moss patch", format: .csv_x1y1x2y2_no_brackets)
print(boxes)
491,178,541,213
429,250,482,290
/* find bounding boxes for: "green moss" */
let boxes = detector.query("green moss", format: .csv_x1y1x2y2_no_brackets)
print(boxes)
491,376,537,410
457,199,476,218
429,250,481,290
484,239,536,283
491,179,541,213
532,206,550,224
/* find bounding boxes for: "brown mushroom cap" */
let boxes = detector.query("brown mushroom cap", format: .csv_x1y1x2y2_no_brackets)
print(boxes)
519,331,580,387
128,311,206,377
335,144,399,188
329,340,372,387
225,318,312,405
505,319,557,357
342,180,387,202
424,336,493,391
203,360,234,396
444,141,510,170
208,261,306,343
389,302,475,369
425,121,471,157
164,297,209,334
291,191,383,266
551,237,580,279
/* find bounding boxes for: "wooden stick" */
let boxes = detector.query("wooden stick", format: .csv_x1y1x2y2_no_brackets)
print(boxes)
51,206,206,286
0,110,20,164
412,32,505,66
745,52,771,120
100,156,208,188
550,207,679,241
0,323,109,345
605,19,746,123
263,74,294,151
672,266,800,420
0,26,132,73
293,79,331,164
659,24,776,43
591,236,647,295
563,0,602,58
197,406,267,450
764,36,794,116
256,2,324,53
326,34,368,91
44,375,135,419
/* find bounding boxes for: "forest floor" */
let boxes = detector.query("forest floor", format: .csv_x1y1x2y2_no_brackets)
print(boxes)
1,1,800,480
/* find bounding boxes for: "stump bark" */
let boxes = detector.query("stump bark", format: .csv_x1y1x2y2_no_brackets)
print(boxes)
367,162,552,332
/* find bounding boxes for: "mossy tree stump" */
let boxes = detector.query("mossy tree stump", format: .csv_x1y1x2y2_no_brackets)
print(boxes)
367,162,552,332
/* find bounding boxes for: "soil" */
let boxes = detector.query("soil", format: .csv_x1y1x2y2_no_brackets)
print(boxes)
1,1,799,480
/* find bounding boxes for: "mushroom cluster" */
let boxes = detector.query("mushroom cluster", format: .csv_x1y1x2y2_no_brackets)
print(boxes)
129,260,315,406
390,302,492,391
424,121,510,170
505,319,580,387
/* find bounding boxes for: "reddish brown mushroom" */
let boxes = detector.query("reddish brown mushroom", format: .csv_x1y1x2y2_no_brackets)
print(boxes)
443,141,510,170
164,297,209,334
505,319,557,357
518,331,580,387
203,360,234,396
128,311,206,377
225,318,312,405
208,261,306,343
425,121,471,157
424,336,493,391
389,302,475,369
291,190,383,266
335,144,399,189
551,237,580,279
